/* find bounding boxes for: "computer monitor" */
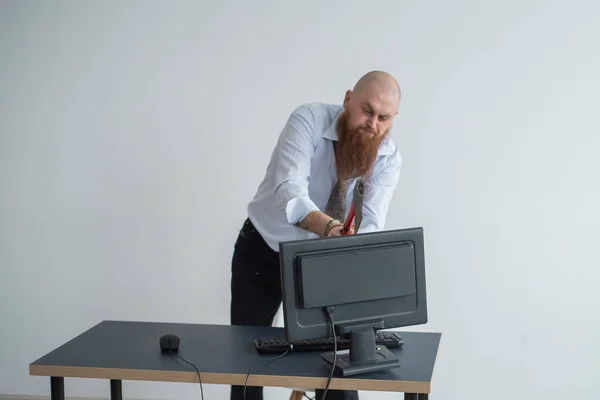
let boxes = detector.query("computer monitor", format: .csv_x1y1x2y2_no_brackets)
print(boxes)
278,227,427,377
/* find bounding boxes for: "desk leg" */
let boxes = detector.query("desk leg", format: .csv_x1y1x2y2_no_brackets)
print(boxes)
405,394,428,400
50,377,64,400
110,379,122,400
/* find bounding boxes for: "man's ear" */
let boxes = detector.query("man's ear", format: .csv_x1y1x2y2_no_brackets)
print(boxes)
343,90,352,107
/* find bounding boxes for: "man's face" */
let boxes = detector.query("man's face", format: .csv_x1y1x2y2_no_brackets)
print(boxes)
334,85,399,180
342,84,399,139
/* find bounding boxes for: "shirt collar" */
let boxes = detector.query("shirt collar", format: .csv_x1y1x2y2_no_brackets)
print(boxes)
321,110,395,156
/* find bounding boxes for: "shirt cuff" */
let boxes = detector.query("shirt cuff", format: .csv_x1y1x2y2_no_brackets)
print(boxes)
285,195,320,225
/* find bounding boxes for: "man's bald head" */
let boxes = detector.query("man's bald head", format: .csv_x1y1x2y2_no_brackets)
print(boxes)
352,70,401,103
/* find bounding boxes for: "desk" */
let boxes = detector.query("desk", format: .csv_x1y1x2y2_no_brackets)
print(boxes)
29,321,441,400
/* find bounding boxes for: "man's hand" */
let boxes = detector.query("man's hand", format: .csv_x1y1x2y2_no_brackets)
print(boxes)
327,225,355,237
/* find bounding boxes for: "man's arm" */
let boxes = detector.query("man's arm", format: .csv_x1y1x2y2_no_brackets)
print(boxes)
357,148,402,233
272,105,340,237
296,209,351,237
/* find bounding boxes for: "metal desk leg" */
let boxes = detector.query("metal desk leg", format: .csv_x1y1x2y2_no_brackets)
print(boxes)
405,394,428,400
50,377,64,400
110,379,122,400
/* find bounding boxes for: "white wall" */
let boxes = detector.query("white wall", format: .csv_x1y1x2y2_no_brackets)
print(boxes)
2,0,599,399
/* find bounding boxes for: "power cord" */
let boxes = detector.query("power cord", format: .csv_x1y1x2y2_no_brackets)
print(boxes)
243,348,290,400
169,350,205,400
320,305,337,400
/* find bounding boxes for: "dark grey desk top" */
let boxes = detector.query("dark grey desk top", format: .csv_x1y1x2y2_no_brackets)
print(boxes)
30,320,441,393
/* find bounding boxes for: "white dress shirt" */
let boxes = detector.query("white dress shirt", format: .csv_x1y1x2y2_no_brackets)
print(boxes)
247,102,402,252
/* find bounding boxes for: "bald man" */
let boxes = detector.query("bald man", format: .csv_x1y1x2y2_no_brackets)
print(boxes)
229,71,402,400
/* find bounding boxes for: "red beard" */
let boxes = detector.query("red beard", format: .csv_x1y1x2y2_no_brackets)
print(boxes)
335,111,389,181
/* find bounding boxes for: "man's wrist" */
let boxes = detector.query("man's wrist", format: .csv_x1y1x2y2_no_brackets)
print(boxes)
323,219,342,237
296,210,335,237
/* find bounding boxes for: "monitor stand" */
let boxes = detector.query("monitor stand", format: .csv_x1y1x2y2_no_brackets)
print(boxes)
320,319,400,377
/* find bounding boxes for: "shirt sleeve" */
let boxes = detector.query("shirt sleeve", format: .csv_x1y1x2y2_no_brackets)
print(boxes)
273,105,321,225
357,147,402,233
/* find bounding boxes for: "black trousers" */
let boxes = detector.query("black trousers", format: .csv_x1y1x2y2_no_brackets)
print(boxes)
230,218,359,400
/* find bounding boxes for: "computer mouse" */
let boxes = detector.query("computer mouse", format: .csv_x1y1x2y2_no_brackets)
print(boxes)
159,334,180,353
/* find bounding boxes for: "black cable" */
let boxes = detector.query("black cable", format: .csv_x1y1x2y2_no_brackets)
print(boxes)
169,350,205,400
243,348,290,400
320,306,337,400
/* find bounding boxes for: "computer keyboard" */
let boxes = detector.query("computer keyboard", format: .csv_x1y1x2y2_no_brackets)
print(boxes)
255,331,404,354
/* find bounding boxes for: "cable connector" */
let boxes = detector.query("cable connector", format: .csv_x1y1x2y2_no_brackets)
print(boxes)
326,305,335,319
326,305,336,332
